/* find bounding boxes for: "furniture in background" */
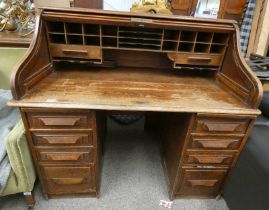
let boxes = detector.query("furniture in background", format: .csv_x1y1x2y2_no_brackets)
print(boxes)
8,8,262,200
171,0,248,24
0,120,36,209
223,92,269,210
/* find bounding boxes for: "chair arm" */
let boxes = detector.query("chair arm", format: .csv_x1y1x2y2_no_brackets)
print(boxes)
5,120,36,193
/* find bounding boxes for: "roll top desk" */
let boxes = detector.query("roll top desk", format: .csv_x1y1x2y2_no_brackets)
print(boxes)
8,8,262,199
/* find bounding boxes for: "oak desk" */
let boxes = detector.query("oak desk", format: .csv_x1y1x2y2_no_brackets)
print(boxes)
9,8,262,200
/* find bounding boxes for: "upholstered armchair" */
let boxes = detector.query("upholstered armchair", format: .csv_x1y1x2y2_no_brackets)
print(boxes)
0,120,36,209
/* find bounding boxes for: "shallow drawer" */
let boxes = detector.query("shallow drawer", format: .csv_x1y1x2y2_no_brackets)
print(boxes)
27,112,93,129
36,148,94,164
189,134,243,150
176,168,228,197
175,53,222,66
42,165,96,195
32,132,93,146
49,44,102,62
184,151,236,166
193,116,249,134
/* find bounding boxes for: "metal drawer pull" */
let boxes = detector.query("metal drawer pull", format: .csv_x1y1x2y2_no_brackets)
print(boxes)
188,179,218,187
62,49,88,55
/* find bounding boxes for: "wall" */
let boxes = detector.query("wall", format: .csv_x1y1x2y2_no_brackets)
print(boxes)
0,48,27,90
103,0,136,11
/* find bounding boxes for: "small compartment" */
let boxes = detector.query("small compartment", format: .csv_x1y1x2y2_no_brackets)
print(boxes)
46,21,64,33
119,42,160,50
163,29,179,41
210,44,225,54
162,41,178,51
84,24,100,35
194,43,210,53
196,32,213,43
119,26,162,39
102,37,117,47
67,35,83,45
102,25,117,36
180,31,197,41
65,23,82,34
49,34,66,44
178,42,194,52
213,33,229,44
85,36,101,46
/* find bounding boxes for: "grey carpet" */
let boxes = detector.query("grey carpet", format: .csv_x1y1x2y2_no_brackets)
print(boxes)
0,118,229,210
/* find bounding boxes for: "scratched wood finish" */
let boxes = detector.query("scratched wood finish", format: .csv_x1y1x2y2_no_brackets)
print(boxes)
9,68,259,115
8,8,262,199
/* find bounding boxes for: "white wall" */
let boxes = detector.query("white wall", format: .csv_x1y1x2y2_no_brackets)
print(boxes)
104,0,137,11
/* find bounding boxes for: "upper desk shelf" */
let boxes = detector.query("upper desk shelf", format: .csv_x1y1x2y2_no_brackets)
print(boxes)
9,8,262,113
46,21,230,68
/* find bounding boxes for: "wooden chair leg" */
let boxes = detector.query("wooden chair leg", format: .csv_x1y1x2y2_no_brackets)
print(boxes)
23,191,35,208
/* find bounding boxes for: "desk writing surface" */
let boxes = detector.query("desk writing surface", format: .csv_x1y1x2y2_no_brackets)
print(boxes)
10,67,258,115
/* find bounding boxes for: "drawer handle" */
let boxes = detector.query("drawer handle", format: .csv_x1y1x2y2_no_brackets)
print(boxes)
62,49,88,55
188,179,218,187
188,56,212,63
52,178,84,185
202,122,241,132
43,136,81,144
193,156,231,164
195,139,239,149
45,153,83,161
39,117,81,126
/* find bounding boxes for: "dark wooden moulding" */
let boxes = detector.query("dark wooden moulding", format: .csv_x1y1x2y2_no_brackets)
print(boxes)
8,7,262,200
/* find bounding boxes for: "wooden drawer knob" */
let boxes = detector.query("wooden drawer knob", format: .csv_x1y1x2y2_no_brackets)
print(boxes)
62,49,88,55
188,179,218,187
43,136,81,144
193,156,230,164
39,117,81,126
202,122,241,132
45,153,83,161
52,178,84,185
196,139,238,149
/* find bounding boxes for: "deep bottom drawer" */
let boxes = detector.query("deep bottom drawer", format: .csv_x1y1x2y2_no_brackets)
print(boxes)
176,168,228,197
42,165,96,195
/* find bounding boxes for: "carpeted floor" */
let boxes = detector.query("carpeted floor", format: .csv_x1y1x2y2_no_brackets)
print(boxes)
0,118,229,210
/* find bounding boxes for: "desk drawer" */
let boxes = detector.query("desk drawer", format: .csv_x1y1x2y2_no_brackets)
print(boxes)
176,168,227,197
37,148,94,164
42,165,96,195
189,134,243,150
27,112,93,129
184,151,235,166
49,44,102,62
175,53,222,66
32,132,93,146
193,116,249,134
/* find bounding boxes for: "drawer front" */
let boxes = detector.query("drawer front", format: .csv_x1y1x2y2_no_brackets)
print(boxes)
184,151,235,166
36,148,94,164
49,44,102,61
27,112,93,129
42,165,96,195
193,117,249,134
32,132,93,146
175,53,222,66
176,168,228,197
189,135,243,150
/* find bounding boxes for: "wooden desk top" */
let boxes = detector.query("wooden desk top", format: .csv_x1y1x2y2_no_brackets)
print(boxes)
9,68,259,115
